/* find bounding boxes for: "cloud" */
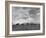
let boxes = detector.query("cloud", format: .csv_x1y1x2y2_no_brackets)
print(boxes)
36,13,40,15
12,7,40,24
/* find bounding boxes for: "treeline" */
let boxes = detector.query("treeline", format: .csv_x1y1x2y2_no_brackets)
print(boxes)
13,23,40,26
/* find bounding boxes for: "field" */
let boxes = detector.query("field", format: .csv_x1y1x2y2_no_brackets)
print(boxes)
12,23,40,31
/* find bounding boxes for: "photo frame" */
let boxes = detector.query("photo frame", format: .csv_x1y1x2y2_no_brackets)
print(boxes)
5,1,45,37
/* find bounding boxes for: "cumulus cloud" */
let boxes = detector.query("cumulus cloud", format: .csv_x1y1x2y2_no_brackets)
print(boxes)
12,7,40,24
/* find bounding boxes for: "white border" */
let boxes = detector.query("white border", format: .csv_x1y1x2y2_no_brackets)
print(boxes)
9,4,43,34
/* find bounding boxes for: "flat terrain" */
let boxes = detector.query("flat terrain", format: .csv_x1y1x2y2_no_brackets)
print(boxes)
12,23,40,31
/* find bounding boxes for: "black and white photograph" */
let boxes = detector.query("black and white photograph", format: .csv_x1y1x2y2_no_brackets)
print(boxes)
12,7,40,31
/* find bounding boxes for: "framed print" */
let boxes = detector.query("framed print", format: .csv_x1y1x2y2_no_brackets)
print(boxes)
5,1,45,37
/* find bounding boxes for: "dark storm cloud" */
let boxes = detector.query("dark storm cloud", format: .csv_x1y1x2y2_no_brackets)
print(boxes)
12,7,40,24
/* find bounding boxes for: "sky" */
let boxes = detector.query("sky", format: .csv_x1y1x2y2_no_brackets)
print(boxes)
12,7,40,24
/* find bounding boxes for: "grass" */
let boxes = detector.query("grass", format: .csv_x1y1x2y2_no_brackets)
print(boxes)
12,23,40,31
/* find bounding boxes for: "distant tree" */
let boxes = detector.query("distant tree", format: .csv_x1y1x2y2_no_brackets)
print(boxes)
16,23,19,25
21,24,24,25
